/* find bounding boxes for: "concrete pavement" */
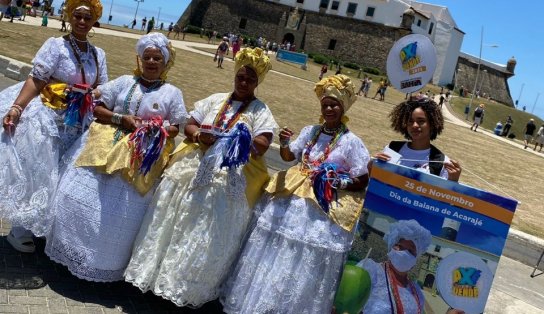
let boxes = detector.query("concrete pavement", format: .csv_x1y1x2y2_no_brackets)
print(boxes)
1,17,544,313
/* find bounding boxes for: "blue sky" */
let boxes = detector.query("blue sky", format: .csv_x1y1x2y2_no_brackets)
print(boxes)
51,0,542,118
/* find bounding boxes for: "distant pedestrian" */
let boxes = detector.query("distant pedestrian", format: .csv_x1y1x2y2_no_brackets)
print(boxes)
318,64,328,80
41,10,48,26
146,16,154,34
438,93,445,108
523,118,537,149
0,0,8,21
534,124,544,152
522,105,526,112
59,15,67,31
215,37,229,68
501,115,513,136
131,18,136,29
459,85,464,97
159,22,163,31
470,104,485,132
494,121,503,135
232,36,242,59
373,79,387,101
464,104,470,120
357,76,367,96
141,17,147,31
167,22,173,37
363,77,372,97
335,65,342,75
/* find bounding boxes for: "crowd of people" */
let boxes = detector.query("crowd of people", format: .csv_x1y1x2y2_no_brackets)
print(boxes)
0,0,474,313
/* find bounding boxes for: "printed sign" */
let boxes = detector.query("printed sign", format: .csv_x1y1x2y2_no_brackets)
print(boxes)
276,49,308,67
386,34,437,93
349,161,517,314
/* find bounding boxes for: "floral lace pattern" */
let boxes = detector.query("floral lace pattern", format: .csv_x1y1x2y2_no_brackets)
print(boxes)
221,195,352,314
45,132,156,282
125,149,252,307
0,36,107,236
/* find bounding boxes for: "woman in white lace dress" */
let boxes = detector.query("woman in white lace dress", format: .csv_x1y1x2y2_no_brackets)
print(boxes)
355,219,432,313
0,0,107,253
44,33,187,282
125,48,278,307
221,75,370,314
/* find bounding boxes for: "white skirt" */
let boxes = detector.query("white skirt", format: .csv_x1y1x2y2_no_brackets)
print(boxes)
220,194,354,314
45,131,155,282
125,148,252,307
0,82,80,237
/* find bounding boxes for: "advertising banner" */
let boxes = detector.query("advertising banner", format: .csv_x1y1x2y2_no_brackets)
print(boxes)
276,49,308,67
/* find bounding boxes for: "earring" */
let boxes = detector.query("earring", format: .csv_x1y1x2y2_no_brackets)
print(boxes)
87,28,95,38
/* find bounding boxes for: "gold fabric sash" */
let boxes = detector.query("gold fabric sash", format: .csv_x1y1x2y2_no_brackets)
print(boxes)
41,83,69,110
265,166,363,232
75,123,175,195
169,139,270,209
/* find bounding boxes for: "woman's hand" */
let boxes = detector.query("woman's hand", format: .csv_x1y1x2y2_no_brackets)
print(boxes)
279,127,296,162
2,108,21,132
198,131,217,146
279,126,294,143
121,115,142,132
444,159,462,182
373,152,391,162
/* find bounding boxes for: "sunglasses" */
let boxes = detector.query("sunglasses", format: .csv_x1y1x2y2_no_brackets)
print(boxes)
73,13,93,22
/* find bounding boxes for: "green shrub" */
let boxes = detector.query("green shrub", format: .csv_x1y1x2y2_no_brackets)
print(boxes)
308,52,317,59
344,62,360,70
363,67,381,75
313,54,330,65
185,25,202,34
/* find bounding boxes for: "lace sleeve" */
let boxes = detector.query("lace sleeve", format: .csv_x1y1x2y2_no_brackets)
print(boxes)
166,87,188,126
289,125,316,160
30,38,61,82
97,75,131,110
190,93,224,124
344,135,370,178
250,102,278,137
95,47,109,85
355,258,379,287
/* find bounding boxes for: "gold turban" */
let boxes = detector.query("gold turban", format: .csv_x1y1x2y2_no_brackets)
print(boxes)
234,48,272,85
65,0,103,21
314,74,357,112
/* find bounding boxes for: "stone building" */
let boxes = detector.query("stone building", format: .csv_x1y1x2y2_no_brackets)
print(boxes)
455,53,516,107
178,0,515,105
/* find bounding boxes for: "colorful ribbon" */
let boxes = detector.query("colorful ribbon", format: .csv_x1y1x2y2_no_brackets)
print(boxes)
311,162,352,213
128,116,169,175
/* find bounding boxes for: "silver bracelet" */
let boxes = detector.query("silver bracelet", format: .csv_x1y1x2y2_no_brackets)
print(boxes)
111,113,123,125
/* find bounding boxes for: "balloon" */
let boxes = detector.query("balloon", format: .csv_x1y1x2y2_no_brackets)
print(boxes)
333,264,372,314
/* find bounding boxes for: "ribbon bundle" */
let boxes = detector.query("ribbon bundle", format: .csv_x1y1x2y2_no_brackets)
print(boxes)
311,163,352,213
63,84,94,130
128,116,168,175
219,123,252,169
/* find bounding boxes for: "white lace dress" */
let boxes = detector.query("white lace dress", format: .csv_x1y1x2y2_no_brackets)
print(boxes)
0,37,107,237
125,93,278,307
44,75,187,282
221,125,370,314
356,259,425,313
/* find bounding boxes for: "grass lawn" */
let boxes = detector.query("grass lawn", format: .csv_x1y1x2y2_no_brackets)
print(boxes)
1,22,543,237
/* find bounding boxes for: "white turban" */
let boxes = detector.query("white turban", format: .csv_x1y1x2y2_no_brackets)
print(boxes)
384,219,432,257
136,32,171,64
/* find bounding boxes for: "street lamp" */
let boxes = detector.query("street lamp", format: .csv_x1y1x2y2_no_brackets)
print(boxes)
516,83,525,108
107,0,114,24
532,93,540,114
157,7,161,29
478,69,487,95
134,0,144,21
468,26,498,112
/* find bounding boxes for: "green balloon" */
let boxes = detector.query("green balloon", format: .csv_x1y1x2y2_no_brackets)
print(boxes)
333,264,372,314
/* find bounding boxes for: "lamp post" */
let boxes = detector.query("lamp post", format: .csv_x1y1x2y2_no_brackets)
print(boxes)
157,7,161,29
107,0,113,24
532,93,540,114
468,26,498,112
133,0,144,21
516,83,525,108
478,69,487,96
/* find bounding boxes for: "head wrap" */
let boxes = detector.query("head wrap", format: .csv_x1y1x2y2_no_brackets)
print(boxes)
234,48,272,85
384,219,432,257
134,32,176,81
314,74,357,113
65,0,103,21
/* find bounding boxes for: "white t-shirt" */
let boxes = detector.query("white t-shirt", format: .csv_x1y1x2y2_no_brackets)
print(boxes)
385,142,450,179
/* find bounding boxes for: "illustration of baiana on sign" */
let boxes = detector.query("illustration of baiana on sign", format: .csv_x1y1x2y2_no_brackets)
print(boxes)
339,161,518,314
386,34,437,94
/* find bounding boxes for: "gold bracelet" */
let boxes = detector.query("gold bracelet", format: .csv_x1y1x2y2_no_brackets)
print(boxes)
192,131,201,143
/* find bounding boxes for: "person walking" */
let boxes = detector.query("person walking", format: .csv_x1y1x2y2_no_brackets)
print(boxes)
131,18,136,29
215,37,229,68
501,115,513,136
523,118,537,149
534,123,544,152
470,104,485,132
141,16,147,31
167,22,173,37
146,16,154,34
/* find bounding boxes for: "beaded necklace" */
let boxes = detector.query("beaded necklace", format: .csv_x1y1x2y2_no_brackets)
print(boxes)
113,77,162,143
300,123,348,172
69,33,90,63
384,262,422,314
211,93,254,132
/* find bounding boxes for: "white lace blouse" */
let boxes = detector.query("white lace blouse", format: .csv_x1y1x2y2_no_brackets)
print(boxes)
190,92,278,137
97,75,187,125
289,125,370,178
30,37,108,86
